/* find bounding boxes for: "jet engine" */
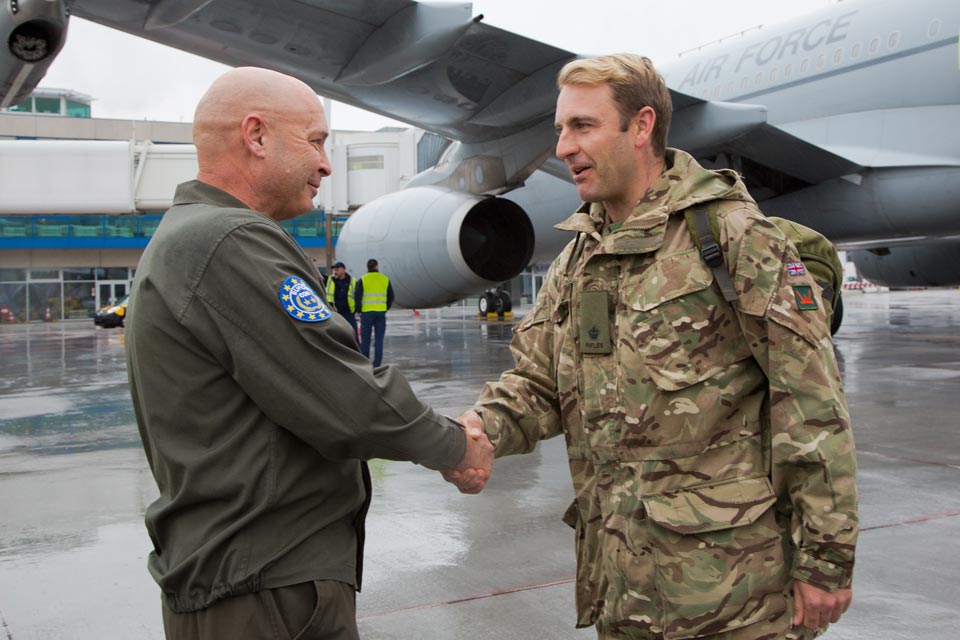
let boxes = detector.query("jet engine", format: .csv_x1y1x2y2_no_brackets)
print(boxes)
1,0,68,108
336,186,535,308
849,240,960,288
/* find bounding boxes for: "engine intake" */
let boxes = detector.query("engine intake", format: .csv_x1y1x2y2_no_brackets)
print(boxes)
336,187,535,308
1,0,68,108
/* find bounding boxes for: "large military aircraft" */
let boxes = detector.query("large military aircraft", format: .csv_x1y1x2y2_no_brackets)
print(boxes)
3,0,958,309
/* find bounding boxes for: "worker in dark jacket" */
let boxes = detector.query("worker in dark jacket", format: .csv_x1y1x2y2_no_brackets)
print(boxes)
354,258,394,367
326,261,357,338
125,67,493,640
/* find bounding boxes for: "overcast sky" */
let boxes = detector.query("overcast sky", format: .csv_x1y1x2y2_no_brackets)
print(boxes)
38,0,838,129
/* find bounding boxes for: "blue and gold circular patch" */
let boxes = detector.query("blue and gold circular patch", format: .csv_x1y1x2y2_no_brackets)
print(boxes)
278,276,331,323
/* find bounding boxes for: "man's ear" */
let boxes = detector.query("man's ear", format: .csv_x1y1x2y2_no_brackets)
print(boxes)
241,113,268,158
632,106,656,151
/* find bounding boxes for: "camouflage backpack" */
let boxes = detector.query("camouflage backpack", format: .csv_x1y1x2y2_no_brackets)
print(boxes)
684,204,845,334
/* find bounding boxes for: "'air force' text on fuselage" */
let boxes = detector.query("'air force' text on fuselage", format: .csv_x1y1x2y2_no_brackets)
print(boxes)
677,11,858,91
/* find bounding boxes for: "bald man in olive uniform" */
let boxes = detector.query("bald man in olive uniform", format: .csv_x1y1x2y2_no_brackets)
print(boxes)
126,67,493,640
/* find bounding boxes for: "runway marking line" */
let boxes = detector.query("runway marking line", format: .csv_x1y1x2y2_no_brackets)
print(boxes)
357,577,575,620
860,510,960,532
859,449,960,470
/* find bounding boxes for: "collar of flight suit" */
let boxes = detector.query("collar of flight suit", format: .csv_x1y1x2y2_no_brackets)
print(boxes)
172,180,256,211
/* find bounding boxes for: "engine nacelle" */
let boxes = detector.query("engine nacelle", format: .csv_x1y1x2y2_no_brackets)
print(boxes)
1,0,68,108
849,241,960,288
336,187,535,308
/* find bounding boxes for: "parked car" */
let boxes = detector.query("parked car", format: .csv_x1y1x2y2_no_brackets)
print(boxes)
94,295,129,328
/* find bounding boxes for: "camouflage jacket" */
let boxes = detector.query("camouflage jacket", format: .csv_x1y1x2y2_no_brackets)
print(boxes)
475,150,858,639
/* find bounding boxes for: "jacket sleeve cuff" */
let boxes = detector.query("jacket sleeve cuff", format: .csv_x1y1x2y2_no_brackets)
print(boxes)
473,406,507,457
792,550,854,592
417,416,467,471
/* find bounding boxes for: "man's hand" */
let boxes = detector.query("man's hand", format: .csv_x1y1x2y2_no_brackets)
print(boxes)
441,410,492,494
455,409,484,434
793,580,852,630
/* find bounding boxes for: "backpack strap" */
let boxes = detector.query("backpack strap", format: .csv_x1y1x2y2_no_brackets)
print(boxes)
685,204,739,302
564,231,588,277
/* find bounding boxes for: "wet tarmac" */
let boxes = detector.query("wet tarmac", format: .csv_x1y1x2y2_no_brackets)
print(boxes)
1,290,959,639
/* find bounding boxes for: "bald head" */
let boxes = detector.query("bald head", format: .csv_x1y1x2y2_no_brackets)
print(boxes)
192,67,332,220
194,67,318,162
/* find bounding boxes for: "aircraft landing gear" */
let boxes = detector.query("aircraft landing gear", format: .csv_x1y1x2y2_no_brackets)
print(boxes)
478,287,513,318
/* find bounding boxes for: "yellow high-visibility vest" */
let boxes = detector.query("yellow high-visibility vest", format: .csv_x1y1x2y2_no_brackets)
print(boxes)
360,272,389,312
326,276,356,313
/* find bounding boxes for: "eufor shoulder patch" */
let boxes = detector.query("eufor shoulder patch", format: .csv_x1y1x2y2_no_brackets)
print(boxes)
793,284,819,310
279,276,331,322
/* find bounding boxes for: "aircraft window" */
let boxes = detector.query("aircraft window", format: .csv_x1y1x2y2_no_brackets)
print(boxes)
833,48,843,65
784,63,793,79
34,97,60,114
888,31,901,49
769,67,778,82
727,81,736,95
714,85,722,99
755,71,764,86
869,36,881,55
817,53,826,70
741,76,749,90
800,58,810,74
850,42,862,59
927,19,941,38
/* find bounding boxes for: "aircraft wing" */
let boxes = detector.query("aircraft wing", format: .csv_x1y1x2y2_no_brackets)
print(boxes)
5,0,863,186
68,0,576,145
666,91,861,185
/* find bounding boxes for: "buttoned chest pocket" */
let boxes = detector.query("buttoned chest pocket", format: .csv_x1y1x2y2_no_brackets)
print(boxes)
620,250,750,391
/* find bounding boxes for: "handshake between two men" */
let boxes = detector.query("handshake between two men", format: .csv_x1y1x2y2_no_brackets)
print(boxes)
442,410,491,494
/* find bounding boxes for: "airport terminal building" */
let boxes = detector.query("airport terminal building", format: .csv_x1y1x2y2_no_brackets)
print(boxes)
0,90,434,322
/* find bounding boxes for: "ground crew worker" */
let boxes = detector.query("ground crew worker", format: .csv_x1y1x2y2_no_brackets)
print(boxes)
125,67,493,640
355,258,393,367
446,54,858,639
326,261,357,338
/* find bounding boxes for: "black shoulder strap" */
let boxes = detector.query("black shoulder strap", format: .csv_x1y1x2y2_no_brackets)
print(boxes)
687,205,738,302
564,232,588,277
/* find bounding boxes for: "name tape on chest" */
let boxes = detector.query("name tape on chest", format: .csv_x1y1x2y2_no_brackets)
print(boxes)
279,276,332,322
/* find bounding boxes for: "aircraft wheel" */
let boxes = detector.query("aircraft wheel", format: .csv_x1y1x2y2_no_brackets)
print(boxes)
498,290,512,313
478,292,499,314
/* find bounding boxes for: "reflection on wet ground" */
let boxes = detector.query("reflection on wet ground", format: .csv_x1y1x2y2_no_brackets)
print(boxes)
2,291,960,639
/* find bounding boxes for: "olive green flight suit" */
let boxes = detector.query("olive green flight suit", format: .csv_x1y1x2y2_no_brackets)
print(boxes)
127,181,466,632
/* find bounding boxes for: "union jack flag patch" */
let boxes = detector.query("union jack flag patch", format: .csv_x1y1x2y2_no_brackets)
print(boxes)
787,262,807,276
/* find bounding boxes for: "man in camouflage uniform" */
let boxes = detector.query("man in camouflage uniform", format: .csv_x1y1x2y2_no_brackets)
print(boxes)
450,54,858,639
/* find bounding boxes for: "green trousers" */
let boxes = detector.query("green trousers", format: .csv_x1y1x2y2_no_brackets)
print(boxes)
162,580,360,640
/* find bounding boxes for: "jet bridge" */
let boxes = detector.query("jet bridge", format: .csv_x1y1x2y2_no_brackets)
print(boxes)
0,139,197,214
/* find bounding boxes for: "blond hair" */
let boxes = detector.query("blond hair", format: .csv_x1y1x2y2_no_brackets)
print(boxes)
558,54,672,156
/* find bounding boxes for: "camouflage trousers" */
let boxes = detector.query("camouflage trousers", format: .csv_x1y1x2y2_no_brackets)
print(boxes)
597,586,826,640
595,591,822,640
